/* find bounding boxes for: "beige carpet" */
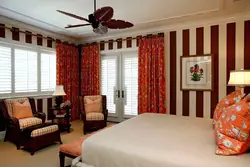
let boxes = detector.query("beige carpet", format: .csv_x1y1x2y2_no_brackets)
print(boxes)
0,120,86,167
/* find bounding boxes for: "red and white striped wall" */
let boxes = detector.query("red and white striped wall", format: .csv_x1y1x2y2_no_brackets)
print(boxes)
34,97,55,120
167,19,250,118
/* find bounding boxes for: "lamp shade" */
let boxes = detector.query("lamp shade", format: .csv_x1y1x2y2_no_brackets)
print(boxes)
228,70,250,87
52,85,66,96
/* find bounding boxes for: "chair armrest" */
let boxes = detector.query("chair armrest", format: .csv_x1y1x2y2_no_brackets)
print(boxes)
8,117,20,129
34,112,46,123
81,111,86,121
103,109,108,121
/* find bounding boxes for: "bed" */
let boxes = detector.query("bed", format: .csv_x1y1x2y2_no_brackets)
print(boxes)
74,113,250,167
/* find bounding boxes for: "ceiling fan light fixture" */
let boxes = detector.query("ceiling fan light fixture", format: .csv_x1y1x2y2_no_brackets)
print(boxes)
93,23,108,35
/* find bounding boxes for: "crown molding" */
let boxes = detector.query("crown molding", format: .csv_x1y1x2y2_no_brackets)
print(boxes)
0,16,78,43
82,11,250,43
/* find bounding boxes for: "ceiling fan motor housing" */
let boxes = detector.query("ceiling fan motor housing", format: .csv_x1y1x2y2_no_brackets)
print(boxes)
89,14,99,28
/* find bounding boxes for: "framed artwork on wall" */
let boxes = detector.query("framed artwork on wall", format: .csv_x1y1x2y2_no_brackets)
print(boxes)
181,54,213,91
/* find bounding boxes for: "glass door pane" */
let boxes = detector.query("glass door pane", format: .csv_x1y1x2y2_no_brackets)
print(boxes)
122,53,138,116
101,56,117,115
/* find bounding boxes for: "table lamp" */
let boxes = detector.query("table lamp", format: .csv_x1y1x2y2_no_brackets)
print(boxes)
228,70,250,94
53,85,66,108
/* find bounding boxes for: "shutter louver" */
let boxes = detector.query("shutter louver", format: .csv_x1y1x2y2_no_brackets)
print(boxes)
41,53,56,91
124,56,138,116
0,46,11,94
101,57,116,114
15,49,37,93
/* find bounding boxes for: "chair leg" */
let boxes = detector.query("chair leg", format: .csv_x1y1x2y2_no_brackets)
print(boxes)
59,152,65,167
16,144,20,150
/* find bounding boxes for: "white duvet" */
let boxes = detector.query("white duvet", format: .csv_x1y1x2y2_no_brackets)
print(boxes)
81,113,250,167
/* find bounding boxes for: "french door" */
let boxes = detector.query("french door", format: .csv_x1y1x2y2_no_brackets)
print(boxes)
101,51,138,122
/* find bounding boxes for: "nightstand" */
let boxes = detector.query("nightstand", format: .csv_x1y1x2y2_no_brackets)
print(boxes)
48,107,71,133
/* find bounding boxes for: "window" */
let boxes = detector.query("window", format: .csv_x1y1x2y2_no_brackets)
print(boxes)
15,49,37,93
0,43,56,96
0,46,11,94
41,53,56,91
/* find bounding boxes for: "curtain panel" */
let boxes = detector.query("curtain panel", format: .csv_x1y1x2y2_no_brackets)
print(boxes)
56,43,80,120
138,36,166,114
81,44,100,96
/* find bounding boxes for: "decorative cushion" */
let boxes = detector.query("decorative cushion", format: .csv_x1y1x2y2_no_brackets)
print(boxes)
60,134,90,156
4,98,29,117
12,100,33,119
86,112,104,121
59,125,114,156
19,117,43,129
85,104,101,113
31,125,58,137
84,96,102,113
215,100,250,155
213,90,244,125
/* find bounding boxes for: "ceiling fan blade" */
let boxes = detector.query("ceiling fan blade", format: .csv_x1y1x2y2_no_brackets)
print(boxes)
104,19,134,29
94,7,114,22
57,10,90,23
65,24,91,28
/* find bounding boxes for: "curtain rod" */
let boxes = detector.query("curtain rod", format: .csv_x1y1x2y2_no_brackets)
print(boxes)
0,25,76,45
83,32,164,46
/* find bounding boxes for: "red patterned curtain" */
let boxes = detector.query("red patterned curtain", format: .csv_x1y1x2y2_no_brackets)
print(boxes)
81,44,100,95
56,43,80,120
138,35,166,114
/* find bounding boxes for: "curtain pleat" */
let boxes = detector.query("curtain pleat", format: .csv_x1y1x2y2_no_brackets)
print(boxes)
138,36,166,114
81,44,100,96
56,43,80,120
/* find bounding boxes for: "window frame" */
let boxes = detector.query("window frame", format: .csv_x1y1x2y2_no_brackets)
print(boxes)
0,41,56,98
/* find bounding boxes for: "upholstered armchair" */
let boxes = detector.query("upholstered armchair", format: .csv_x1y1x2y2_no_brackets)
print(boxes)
0,97,46,149
80,95,108,134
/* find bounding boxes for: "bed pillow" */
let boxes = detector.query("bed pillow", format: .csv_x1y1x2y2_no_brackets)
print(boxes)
215,100,250,155
12,100,33,119
213,90,244,125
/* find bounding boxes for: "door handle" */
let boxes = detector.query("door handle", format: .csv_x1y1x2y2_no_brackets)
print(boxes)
122,90,124,98
117,90,120,98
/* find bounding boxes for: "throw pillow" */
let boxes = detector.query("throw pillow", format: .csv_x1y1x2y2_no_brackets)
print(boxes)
86,97,101,104
85,103,101,113
213,90,244,125
215,100,250,155
12,100,33,119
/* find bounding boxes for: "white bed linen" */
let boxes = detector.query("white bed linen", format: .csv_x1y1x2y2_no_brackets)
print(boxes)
81,113,250,167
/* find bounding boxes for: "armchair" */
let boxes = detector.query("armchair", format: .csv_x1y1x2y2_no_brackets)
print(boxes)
0,97,46,149
80,95,108,134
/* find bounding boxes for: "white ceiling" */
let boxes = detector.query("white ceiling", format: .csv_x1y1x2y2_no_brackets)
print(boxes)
0,0,249,40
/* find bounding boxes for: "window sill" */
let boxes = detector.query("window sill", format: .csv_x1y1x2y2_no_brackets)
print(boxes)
0,94,54,100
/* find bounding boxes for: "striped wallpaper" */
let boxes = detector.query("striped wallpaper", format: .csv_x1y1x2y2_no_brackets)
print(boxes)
168,20,250,118
34,97,55,121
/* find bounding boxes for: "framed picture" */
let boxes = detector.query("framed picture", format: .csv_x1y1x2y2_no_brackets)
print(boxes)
181,54,213,91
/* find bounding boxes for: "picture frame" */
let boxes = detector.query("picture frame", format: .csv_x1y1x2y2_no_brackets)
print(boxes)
180,54,213,91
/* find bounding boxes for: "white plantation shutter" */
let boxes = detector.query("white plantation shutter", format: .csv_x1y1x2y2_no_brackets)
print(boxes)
41,53,56,91
0,46,11,94
15,49,37,93
101,57,116,114
123,55,138,116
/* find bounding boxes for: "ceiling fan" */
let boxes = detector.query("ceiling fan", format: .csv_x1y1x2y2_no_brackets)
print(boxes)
57,0,134,35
